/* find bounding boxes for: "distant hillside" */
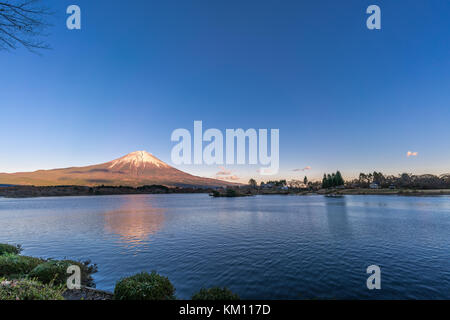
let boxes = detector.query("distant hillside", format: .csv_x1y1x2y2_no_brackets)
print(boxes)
0,151,237,187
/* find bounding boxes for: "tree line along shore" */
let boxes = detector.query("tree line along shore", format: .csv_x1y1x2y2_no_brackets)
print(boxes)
0,185,209,198
214,171,450,197
1,171,450,198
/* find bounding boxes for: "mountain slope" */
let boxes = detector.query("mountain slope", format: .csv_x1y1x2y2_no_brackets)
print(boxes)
0,151,236,187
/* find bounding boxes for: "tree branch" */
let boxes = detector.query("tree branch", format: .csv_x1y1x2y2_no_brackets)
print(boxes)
0,0,52,52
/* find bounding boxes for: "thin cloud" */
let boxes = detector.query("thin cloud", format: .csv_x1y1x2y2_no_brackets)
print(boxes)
293,166,311,172
257,168,275,175
216,175,240,181
216,166,232,176
214,166,240,181
406,151,418,157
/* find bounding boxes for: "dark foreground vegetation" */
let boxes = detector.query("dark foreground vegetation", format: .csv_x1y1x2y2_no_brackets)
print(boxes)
0,243,98,300
0,185,213,198
0,243,239,300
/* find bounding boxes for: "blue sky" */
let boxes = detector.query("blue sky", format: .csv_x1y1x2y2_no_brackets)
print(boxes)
1,0,449,182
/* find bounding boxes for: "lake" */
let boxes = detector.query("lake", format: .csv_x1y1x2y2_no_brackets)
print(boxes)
0,194,449,299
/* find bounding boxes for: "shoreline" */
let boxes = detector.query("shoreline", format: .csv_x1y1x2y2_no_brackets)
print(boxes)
318,189,450,196
1,185,450,199
0,185,212,199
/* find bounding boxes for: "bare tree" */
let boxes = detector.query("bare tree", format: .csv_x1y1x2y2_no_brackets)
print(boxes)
0,0,52,52
248,178,257,189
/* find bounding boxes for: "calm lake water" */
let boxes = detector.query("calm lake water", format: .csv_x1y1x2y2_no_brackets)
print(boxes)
0,194,449,299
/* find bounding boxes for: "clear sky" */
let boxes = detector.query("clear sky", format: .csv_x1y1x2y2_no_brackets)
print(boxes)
1,0,449,182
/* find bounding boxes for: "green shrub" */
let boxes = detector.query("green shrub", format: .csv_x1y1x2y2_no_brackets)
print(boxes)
211,190,220,197
0,243,22,256
114,271,175,300
28,260,72,285
0,278,64,300
63,259,98,287
0,254,44,277
29,259,97,287
191,287,240,300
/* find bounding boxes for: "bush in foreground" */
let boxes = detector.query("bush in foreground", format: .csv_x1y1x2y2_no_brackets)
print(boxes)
0,278,64,300
65,259,98,287
114,271,175,300
0,243,22,256
29,259,98,287
191,287,240,300
28,260,72,285
0,254,44,277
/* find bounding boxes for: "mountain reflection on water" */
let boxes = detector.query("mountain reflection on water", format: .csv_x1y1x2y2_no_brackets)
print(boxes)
103,195,165,244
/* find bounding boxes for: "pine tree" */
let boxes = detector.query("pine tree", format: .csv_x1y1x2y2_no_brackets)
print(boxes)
335,171,344,186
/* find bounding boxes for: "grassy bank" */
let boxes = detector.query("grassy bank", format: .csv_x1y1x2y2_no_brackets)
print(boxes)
0,243,239,300
0,243,100,300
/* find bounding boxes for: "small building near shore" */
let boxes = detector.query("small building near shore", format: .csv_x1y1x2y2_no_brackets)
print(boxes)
369,183,380,189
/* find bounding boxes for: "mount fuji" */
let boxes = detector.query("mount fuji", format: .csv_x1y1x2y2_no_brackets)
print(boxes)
0,151,237,187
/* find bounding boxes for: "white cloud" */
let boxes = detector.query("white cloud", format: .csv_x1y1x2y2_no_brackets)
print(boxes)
217,175,240,181
216,166,232,175
214,166,240,181
293,166,311,172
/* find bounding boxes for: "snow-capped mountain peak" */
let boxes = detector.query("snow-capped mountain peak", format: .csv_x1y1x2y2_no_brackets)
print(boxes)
108,151,169,170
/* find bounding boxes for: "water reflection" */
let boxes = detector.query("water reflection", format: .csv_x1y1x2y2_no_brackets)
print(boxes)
324,197,352,237
103,195,165,244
